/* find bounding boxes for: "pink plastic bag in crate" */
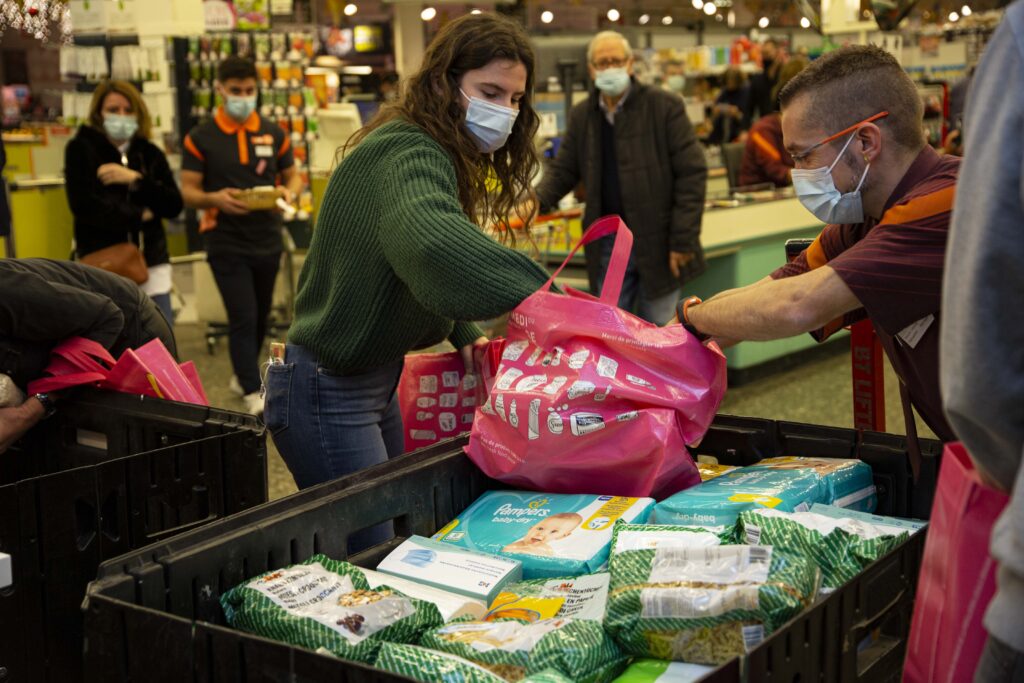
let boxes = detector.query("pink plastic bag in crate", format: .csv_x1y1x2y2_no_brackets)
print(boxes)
903,442,1009,683
465,216,727,498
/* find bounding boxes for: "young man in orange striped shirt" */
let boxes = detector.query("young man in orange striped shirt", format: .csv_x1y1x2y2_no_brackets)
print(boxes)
678,46,959,443
180,56,303,414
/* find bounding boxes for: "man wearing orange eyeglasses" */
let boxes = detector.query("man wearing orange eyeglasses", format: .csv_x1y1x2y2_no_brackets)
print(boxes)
676,45,959,444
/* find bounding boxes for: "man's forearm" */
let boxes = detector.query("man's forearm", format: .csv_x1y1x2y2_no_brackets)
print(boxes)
181,185,215,209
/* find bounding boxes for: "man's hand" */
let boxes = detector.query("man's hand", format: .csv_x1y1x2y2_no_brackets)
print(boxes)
141,208,154,222
0,398,45,454
669,251,695,279
460,336,489,376
278,186,294,206
210,188,251,215
97,163,142,186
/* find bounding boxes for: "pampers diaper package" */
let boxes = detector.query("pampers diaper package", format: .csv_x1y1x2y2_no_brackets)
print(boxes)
651,457,875,532
376,536,523,604
433,491,656,579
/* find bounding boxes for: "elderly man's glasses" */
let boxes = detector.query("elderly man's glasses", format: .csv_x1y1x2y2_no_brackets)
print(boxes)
592,57,629,70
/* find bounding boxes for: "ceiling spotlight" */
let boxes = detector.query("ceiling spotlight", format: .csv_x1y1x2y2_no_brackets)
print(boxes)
662,14,673,24
343,3,357,15
703,2,716,15
607,8,620,21
541,10,553,23
715,13,723,21
961,4,972,15
949,10,959,21
470,8,482,14
800,16,811,27
420,6,436,20
691,0,703,8
727,9,735,26
639,13,650,24
758,16,769,27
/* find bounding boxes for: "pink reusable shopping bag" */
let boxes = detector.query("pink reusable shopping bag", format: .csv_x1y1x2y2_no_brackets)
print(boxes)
465,216,727,498
903,442,1009,683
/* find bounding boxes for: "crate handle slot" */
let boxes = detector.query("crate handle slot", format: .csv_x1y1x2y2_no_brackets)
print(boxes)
75,498,97,551
847,587,907,644
100,490,120,542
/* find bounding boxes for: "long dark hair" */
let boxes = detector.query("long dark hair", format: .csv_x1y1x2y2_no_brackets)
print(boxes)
347,13,539,233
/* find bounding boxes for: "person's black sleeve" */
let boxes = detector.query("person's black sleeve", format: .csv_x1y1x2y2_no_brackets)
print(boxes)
534,104,586,214
64,136,144,232
135,146,184,219
0,269,124,348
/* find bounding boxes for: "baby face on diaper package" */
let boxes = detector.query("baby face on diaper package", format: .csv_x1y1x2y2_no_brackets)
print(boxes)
433,491,655,579
651,457,875,532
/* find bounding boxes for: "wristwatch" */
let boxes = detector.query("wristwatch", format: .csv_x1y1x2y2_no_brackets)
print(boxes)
31,393,57,419
677,296,710,342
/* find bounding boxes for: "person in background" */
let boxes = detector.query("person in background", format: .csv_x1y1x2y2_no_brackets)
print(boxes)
738,57,808,188
0,258,176,453
749,38,784,121
266,13,554,549
676,46,959,447
708,67,751,144
377,71,400,102
663,59,687,96
180,57,303,415
64,80,183,324
534,30,707,324
940,2,1024,678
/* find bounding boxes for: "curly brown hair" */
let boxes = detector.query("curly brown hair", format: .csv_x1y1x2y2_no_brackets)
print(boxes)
347,13,539,233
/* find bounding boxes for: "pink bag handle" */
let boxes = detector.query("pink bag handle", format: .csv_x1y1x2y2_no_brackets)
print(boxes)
541,215,634,306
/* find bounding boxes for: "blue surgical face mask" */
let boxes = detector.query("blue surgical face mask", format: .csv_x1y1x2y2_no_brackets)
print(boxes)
225,95,257,122
594,67,630,96
103,113,138,141
460,88,519,154
791,132,870,224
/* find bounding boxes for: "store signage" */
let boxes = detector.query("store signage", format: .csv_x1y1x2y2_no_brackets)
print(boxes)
234,0,271,30
353,24,383,53
270,0,293,13
203,0,237,30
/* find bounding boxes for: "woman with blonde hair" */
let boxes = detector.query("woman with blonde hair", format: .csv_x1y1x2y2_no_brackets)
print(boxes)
64,80,183,323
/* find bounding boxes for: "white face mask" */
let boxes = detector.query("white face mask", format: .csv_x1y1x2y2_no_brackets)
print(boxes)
791,132,870,224
460,88,518,154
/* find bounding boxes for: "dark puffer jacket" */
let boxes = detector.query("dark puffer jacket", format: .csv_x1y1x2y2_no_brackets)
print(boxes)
64,124,183,267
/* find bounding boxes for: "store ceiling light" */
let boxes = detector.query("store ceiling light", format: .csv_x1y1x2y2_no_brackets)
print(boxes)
421,6,436,20
692,0,703,8
800,16,811,27
639,13,650,24
758,16,769,27
662,14,673,24
541,10,554,23
715,13,724,21
727,9,736,26
470,8,482,14
607,8,621,21
344,3,357,15
961,4,972,15
703,2,716,15
949,10,959,21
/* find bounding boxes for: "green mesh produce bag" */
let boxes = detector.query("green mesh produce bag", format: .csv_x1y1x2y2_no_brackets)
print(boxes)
605,545,818,665
375,643,576,683
420,616,627,682
220,554,443,662
738,509,909,589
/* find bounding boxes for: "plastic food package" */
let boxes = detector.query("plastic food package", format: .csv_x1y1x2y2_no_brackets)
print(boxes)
611,659,716,683
651,457,876,532
697,463,738,481
487,573,610,622
375,643,575,683
420,616,627,682
361,568,487,622
219,555,443,662
738,508,910,589
611,522,731,552
433,491,655,579
604,545,819,665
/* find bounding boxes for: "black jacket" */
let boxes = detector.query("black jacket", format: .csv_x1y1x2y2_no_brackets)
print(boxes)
535,81,708,299
64,125,183,267
0,258,176,390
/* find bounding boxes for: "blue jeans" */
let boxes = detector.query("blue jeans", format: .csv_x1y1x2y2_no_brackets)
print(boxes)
264,344,404,553
150,293,174,327
596,236,680,325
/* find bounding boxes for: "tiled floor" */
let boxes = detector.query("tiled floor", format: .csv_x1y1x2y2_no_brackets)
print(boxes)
177,323,934,502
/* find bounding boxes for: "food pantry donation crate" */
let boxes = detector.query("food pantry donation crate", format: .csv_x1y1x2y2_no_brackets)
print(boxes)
83,415,940,683
0,389,267,682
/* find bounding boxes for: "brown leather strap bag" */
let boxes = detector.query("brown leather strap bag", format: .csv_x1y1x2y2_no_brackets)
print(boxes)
80,242,149,284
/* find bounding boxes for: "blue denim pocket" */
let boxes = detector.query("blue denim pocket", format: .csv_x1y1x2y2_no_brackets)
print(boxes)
264,363,295,435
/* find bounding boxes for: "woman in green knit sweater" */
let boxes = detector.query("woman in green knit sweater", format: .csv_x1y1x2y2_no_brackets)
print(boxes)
265,13,552,548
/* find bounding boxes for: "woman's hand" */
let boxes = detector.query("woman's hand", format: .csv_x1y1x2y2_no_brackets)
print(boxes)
97,163,142,186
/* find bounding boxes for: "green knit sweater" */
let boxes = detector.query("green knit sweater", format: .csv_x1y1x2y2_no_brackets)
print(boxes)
289,120,552,374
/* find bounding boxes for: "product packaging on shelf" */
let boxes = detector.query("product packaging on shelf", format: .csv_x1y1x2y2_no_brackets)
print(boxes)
651,457,876,532
219,554,443,662
433,491,655,579
376,536,523,604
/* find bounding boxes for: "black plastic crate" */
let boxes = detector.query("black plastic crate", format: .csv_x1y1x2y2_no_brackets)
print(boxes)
0,389,267,683
83,415,939,683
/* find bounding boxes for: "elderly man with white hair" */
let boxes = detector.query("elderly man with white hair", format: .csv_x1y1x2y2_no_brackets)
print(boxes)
535,30,707,324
